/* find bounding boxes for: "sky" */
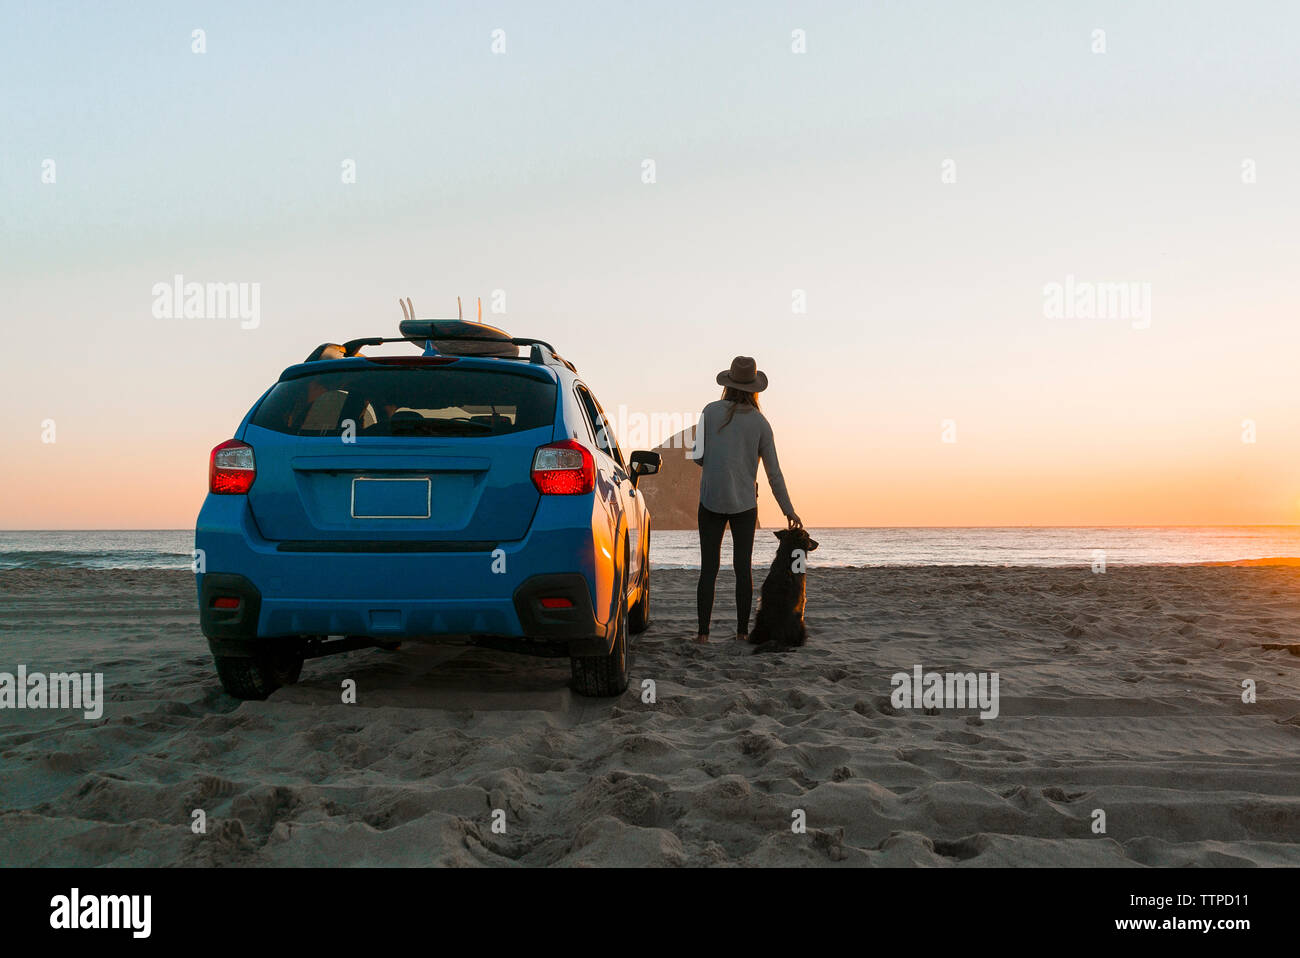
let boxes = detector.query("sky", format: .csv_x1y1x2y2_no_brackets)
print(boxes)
3,1,1299,529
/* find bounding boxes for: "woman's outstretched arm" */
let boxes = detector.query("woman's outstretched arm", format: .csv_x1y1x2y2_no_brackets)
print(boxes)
758,419,798,522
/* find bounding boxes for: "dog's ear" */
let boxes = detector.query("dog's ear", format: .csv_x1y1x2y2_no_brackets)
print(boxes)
807,537,819,551
773,530,783,539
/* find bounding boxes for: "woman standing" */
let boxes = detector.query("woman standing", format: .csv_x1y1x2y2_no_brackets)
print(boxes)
691,356,801,644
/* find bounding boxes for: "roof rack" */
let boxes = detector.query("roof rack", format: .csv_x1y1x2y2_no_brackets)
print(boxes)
330,334,578,374
308,302,579,373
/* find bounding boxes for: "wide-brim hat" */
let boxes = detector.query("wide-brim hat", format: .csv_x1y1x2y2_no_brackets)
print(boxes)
716,355,768,392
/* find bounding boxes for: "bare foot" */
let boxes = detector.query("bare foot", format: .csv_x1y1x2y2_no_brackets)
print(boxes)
692,633,709,644
736,632,748,642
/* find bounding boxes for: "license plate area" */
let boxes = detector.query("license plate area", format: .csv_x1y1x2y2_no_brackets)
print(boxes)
350,477,431,519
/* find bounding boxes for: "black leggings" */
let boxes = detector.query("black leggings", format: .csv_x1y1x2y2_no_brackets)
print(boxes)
696,503,758,636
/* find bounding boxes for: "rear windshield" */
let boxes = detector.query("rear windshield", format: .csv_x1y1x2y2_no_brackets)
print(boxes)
250,367,557,438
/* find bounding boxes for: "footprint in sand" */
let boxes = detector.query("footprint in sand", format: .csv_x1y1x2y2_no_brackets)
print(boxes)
935,730,983,745
932,835,985,862
1041,786,1088,803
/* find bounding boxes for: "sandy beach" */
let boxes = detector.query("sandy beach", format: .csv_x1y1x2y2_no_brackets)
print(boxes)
2,565,1299,867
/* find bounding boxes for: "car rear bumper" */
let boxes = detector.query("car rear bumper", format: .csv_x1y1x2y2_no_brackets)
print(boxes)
195,496,610,654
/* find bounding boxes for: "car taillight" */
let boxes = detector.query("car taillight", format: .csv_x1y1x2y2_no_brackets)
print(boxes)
209,439,256,495
531,440,594,495
539,597,574,609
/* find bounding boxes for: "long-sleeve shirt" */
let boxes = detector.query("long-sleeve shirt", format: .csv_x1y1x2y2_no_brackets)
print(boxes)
691,400,795,516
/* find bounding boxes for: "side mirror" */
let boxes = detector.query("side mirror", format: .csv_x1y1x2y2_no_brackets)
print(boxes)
629,450,661,487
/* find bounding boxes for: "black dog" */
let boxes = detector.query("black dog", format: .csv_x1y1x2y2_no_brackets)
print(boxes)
748,527,819,653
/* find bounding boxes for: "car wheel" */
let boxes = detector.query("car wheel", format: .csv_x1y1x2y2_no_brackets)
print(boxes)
570,570,630,697
213,646,304,700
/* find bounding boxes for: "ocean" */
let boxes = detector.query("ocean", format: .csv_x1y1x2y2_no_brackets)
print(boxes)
3,527,1300,571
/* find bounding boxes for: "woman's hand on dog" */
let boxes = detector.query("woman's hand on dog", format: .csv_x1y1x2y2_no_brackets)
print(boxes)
786,512,803,529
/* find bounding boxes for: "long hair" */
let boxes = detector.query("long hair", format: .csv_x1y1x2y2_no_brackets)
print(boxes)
719,386,760,430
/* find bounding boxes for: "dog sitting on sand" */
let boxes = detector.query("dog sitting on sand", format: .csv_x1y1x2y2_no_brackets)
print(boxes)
748,527,819,652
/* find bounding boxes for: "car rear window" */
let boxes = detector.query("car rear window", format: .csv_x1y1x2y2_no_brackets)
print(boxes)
250,367,557,437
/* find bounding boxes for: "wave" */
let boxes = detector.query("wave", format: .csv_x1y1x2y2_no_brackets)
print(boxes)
0,550,192,571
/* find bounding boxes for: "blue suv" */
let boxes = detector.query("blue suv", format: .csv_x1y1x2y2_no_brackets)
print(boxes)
195,317,660,700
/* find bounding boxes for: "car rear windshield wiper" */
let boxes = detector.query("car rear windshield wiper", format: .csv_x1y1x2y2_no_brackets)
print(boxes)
389,419,497,437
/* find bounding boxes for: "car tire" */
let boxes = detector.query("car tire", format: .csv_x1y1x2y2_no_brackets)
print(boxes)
213,647,304,700
570,570,630,698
